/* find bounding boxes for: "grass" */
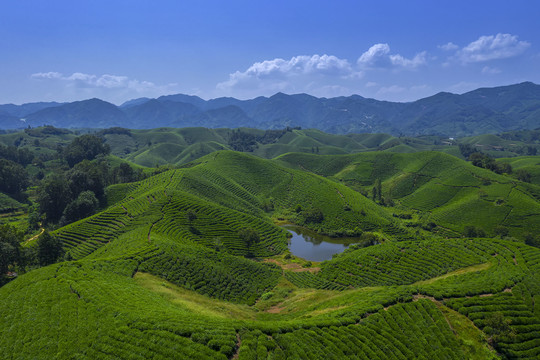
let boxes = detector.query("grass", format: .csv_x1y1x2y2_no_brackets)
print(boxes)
134,272,256,320
414,262,493,285
438,304,499,360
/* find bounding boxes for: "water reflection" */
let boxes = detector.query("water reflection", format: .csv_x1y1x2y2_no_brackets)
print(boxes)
281,224,373,262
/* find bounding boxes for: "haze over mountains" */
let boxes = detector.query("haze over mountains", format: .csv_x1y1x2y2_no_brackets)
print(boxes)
1,82,539,137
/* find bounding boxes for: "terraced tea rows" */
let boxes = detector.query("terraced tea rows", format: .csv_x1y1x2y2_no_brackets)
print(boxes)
239,300,465,359
277,151,540,238
138,236,282,304
0,259,239,359
2,148,540,359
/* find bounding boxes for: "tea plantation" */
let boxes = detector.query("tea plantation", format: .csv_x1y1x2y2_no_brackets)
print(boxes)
1,150,540,359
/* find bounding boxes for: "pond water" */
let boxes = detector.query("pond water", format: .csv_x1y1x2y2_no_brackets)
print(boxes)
281,224,373,262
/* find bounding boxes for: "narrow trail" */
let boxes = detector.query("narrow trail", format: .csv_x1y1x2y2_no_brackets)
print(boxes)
24,227,44,244
231,333,241,360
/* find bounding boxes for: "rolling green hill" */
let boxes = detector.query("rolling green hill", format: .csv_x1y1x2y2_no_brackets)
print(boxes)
2,135,540,358
275,151,540,239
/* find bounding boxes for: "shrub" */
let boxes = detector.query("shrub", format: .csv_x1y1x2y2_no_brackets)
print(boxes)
303,208,324,223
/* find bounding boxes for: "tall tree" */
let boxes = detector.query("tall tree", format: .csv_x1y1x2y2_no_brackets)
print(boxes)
64,135,110,167
0,225,23,275
0,159,29,195
37,174,72,223
37,231,63,266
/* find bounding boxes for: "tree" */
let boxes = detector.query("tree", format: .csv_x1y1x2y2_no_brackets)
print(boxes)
463,225,477,237
458,143,476,158
0,159,29,195
494,225,509,238
62,191,99,224
303,208,324,223
375,178,382,202
525,233,539,247
0,225,23,275
37,231,63,266
497,162,512,174
238,228,260,248
516,169,531,183
112,163,136,183
64,135,110,167
68,160,107,199
484,312,514,344
469,152,485,167
37,174,72,223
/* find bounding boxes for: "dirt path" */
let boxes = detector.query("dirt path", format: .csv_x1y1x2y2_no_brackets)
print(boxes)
24,227,44,244
263,259,320,273
231,333,241,360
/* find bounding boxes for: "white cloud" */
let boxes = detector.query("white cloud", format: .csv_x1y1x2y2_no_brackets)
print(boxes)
30,71,179,103
216,54,360,97
31,71,173,93
481,66,501,74
31,72,63,80
390,51,427,68
357,43,427,69
438,42,459,51
458,33,530,63
357,44,391,66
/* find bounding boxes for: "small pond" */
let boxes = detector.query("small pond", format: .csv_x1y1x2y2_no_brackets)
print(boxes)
281,224,375,262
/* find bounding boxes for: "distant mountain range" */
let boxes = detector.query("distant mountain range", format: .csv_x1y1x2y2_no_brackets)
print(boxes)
1,82,539,137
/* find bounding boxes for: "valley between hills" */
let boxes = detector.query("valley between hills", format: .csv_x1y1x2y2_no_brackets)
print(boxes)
0,124,539,359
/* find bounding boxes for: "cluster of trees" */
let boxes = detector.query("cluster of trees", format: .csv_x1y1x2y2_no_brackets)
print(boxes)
0,159,29,197
469,152,512,174
37,157,142,225
371,178,394,206
227,128,299,152
0,144,34,198
61,134,111,167
9,134,141,226
0,144,34,166
463,225,487,238
0,225,23,279
0,225,63,285
467,151,532,182
228,130,258,152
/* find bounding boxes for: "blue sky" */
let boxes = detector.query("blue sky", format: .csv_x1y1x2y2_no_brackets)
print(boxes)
1,0,539,104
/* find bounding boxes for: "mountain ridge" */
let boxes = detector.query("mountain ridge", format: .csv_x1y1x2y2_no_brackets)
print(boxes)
1,82,539,137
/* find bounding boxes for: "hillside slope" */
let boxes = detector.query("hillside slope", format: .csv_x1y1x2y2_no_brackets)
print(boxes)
276,151,540,238
1,150,540,359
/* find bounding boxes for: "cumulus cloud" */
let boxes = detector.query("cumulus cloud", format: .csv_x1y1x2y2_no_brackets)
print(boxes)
357,43,427,69
390,52,427,68
31,72,63,80
217,46,429,98
216,54,360,96
219,54,354,85
31,71,173,93
357,44,391,67
438,42,459,51
458,33,530,63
